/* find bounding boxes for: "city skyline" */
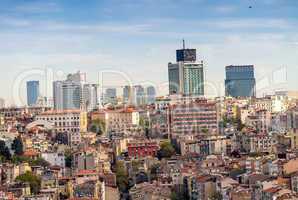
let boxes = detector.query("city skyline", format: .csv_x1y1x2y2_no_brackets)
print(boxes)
0,0,297,105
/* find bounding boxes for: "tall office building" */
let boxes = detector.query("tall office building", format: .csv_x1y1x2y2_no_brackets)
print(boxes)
104,88,117,104
146,86,156,104
225,65,256,97
82,84,98,111
27,81,40,106
123,85,133,104
53,81,64,110
53,71,97,110
168,42,204,96
135,85,146,106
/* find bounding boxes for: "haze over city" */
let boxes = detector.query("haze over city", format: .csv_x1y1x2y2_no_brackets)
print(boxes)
1,0,298,105
2,2,298,200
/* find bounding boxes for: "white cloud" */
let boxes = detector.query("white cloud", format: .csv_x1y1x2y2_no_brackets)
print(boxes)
15,2,61,13
201,18,291,29
214,5,237,13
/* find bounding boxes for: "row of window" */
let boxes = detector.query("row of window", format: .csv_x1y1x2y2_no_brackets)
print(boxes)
37,116,80,121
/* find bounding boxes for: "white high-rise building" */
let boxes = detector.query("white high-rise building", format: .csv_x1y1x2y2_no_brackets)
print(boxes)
53,81,64,110
168,42,204,96
82,84,98,111
53,71,98,111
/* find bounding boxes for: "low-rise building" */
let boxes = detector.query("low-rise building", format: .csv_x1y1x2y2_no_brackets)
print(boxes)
169,99,219,136
127,140,159,158
91,108,139,134
36,110,87,133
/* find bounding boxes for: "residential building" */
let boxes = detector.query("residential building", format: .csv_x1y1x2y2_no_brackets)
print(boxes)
169,99,219,136
91,108,139,134
36,110,88,133
127,140,159,158
180,135,230,156
188,175,217,200
242,133,277,153
246,109,272,133
41,152,65,168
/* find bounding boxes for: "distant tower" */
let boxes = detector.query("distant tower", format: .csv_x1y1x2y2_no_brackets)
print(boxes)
105,88,117,105
123,85,133,104
27,81,40,107
168,41,204,96
225,65,256,97
146,86,156,104
53,71,97,110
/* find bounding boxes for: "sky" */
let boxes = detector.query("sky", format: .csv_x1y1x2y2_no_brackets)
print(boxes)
0,0,298,105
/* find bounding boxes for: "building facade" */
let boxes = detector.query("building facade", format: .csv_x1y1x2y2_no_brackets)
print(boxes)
168,46,204,96
26,81,40,107
91,108,139,134
146,86,156,105
127,140,159,158
225,65,256,97
169,99,219,136
36,110,87,133
82,84,98,111
53,71,97,111
104,88,117,105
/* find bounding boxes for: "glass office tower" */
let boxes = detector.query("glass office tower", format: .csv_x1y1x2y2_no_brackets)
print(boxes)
27,81,40,106
225,65,256,97
168,47,204,96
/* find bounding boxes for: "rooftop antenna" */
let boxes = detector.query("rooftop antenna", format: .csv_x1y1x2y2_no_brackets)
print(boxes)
183,39,185,49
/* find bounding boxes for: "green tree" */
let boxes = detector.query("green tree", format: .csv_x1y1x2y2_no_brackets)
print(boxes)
11,137,23,155
149,163,160,181
29,158,50,167
131,160,141,172
65,153,72,168
90,119,106,135
171,191,178,200
0,140,11,161
209,191,223,200
115,161,129,192
201,127,209,134
158,141,175,159
16,171,41,194
11,155,30,164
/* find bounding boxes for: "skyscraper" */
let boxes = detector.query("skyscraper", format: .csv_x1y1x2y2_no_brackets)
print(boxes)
146,86,156,104
123,85,133,104
168,42,204,96
135,85,146,106
27,81,40,106
53,71,97,110
225,65,256,97
104,88,117,105
62,81,81,110
82,84,98,111
53,81,64,110
53,79,81,110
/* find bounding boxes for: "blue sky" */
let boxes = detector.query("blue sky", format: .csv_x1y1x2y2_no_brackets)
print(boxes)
0,0,298,105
